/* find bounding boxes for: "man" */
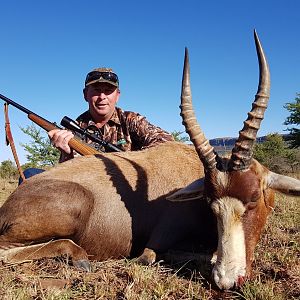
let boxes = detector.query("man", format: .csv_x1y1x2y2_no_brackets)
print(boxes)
49,67,174,162
19,68,173,183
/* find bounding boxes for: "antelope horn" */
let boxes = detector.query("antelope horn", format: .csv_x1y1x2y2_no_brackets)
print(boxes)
180,47,217,170
230,30,270,170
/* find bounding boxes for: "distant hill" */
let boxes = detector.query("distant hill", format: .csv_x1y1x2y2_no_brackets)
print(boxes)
209,134,290,154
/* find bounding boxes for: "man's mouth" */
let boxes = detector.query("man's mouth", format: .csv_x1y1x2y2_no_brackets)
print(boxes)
96,103,107,108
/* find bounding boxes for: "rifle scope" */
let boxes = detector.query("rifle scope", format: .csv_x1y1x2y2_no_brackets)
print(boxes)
60,116,122,152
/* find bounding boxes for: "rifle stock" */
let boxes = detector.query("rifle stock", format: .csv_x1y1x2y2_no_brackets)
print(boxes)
28,114,100,155
1,94,101,156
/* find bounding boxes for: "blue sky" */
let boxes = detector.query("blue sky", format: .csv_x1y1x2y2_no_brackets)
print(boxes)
0,0,299,163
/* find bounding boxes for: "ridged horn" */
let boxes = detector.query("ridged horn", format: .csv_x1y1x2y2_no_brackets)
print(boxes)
180,47,217,170
230,30,271,170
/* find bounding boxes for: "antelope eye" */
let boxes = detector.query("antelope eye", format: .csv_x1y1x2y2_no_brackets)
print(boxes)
241,189,261,206
246,201,258,210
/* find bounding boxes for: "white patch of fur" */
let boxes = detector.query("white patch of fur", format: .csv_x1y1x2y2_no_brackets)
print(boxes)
216,172,229,190
211,197,246,290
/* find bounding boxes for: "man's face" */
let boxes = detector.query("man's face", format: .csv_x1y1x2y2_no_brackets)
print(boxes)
84,82,120,120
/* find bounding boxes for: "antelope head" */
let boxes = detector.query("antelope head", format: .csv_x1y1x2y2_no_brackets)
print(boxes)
172,30,300,290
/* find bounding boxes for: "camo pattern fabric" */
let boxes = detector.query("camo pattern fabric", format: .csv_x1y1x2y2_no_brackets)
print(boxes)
59,107,174,161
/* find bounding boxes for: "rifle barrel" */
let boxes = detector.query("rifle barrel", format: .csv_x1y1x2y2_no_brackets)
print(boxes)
0,93,61,128
0,93,32,115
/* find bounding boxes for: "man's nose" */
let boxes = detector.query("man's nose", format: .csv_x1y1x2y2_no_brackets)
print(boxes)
99,92,107,98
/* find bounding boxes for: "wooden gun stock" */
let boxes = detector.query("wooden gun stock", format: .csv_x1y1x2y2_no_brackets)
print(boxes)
28,114,101,156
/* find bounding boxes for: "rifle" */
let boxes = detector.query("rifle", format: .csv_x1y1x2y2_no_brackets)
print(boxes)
0,94,122,155
60,116,122,152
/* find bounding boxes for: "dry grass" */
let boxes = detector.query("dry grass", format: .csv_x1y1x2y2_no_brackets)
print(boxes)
0,179,298,299
0,178,18,206
242,192,300,300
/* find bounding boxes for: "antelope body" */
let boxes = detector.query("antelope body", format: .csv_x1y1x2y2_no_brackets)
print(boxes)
0,142,214,261
0,31,299,290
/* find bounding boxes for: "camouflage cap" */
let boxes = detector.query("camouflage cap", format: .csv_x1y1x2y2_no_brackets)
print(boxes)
85,67,119,87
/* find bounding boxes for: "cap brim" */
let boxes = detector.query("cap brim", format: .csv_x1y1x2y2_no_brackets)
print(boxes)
85,78,119,87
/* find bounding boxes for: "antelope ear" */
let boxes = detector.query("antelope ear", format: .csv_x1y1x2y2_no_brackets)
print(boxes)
167,178,205,202
267,172,300,196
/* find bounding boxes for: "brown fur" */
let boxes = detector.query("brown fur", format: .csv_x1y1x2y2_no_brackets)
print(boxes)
0,142,217,265
240,162,275,276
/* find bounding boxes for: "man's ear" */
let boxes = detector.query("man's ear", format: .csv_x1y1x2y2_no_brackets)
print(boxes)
83,88,88,102
116,88,121,103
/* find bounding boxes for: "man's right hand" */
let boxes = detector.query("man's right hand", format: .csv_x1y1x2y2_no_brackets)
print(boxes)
48,129,74,154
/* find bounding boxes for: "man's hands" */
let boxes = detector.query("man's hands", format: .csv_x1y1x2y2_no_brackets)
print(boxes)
48,129,74,154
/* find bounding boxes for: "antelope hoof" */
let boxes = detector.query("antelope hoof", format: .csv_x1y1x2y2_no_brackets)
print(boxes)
73,259,92,272
136,248,157,265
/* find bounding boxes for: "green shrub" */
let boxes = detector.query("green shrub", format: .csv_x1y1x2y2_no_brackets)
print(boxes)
254,133,299,174
0,160,18,180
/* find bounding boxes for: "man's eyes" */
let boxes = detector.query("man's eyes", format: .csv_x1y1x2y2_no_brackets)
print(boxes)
94,88,114,94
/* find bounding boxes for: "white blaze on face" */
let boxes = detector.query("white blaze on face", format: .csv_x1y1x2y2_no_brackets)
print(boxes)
211,197,246,290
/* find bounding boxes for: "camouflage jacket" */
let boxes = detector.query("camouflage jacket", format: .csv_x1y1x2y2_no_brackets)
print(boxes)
60,107,174,162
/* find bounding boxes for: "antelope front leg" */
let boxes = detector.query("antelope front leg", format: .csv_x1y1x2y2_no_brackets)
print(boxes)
0,239,91,271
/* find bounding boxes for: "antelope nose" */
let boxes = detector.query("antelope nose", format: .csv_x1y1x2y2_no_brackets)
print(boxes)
216,277,235,290
236,275,246,287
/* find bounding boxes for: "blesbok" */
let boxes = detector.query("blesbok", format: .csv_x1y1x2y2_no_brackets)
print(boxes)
0,31,299,290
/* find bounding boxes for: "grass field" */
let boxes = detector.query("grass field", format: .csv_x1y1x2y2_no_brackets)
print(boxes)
0,178,298,299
